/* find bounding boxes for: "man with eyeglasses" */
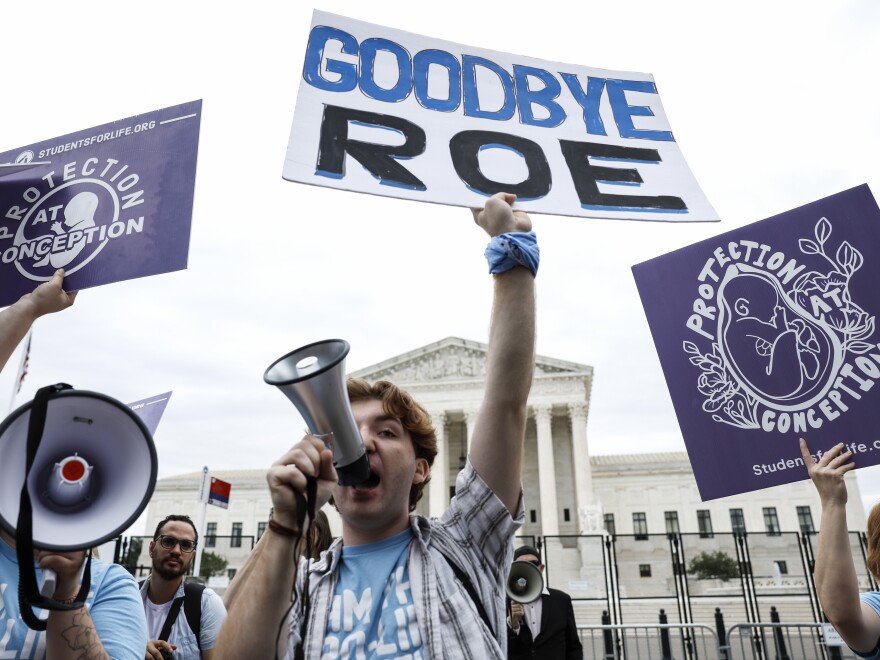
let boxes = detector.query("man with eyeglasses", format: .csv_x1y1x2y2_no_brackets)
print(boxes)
141,515,227,659
507,545,583,660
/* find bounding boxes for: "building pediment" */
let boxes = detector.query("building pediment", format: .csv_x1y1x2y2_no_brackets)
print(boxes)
350,336,591,384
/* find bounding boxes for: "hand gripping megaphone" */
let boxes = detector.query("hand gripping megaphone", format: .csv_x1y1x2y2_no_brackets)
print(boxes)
264,339,371,486
506,560,544,603
0,383,158,628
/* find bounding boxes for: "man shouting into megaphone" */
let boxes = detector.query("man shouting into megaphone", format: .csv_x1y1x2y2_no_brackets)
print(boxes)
218,193,537,659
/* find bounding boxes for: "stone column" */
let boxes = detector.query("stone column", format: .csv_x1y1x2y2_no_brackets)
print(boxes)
534,405,559,536
568,402,596,529
465,409,478,443
568,403,592,500
463,408,479,466
428,410,448,518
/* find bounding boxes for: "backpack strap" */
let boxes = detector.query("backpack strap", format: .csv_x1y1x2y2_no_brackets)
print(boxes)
438,550,495,638
183,582,205,650
159,596,185,642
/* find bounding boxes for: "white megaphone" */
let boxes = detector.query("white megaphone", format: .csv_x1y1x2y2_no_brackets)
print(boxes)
264,339,371,486
0,386,158,598
506,560,544,604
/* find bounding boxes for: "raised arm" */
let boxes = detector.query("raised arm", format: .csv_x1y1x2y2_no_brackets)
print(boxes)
0,269,77,371
468,192,537,514
215,436,336,660
800,438,880,653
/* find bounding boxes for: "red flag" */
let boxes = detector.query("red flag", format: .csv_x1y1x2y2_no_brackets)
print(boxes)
208,477,231,509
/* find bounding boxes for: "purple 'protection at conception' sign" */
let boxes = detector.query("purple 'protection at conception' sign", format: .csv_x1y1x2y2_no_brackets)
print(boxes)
0,100,201,307
633,184,880,500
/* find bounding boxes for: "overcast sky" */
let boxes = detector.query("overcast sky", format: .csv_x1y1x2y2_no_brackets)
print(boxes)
1,1,879,534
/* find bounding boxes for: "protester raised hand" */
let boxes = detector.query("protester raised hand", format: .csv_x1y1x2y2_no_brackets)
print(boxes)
801,436,880,655
1,268,78,372
799,438,855,507
19,268,78,316
472,192,532,237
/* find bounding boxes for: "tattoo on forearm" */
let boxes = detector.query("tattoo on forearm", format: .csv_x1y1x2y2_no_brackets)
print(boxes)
60,611,110,660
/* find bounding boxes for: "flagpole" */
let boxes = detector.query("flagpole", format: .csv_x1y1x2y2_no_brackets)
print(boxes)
192,466,209,579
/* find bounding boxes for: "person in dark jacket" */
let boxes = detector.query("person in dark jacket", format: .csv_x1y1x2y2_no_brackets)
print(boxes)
507,545,583,660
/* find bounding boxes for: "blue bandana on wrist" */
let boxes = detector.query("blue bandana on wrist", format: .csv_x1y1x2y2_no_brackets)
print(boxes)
484,231,539,277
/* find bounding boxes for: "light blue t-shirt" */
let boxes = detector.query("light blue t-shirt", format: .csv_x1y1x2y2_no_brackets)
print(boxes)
323,528,423,659
855,592,880,658
0,536,147,659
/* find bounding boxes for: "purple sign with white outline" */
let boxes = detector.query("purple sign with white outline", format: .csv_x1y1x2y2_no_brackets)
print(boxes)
633,184,880,499
0,101,201,307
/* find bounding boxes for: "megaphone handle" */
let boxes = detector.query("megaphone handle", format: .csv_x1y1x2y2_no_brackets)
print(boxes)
40,568,57,598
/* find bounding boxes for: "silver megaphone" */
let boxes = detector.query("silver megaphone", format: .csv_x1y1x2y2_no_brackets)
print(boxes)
264,339,371,486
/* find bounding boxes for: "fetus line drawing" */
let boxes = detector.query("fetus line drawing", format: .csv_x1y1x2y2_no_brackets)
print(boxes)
33,191,98,269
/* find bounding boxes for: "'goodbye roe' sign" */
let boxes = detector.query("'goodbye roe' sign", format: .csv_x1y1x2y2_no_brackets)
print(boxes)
0,101,201,307
633,185,880,499
283,11,717,222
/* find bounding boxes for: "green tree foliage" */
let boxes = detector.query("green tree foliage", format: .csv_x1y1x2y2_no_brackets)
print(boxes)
198,551,228,578
687,550,740,581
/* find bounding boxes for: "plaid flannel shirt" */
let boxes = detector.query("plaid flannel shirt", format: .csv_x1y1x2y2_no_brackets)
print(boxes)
285,460,524,659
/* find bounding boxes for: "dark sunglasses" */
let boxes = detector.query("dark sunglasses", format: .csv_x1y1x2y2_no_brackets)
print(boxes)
157,535,196,553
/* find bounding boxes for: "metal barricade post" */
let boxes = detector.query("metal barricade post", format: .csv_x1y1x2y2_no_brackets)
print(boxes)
660,609,673,660
716,608,729,660
769,607,790,660
602,610,615,659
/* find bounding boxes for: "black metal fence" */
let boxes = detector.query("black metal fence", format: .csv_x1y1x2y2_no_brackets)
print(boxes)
114,527,873,634
539,530,873,631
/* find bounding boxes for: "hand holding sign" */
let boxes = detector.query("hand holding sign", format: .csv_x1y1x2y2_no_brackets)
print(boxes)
17,269,77,318
800,436,880,655
472,193,532,237
799,438,854,506
0,269,77,376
